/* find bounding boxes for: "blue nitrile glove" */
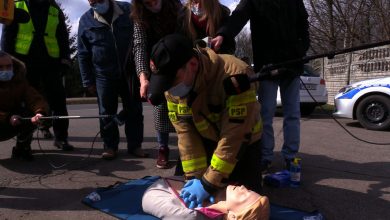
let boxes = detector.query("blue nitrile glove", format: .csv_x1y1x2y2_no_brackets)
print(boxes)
180,179,215,209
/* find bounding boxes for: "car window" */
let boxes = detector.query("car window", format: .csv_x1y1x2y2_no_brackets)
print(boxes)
303,65,320,77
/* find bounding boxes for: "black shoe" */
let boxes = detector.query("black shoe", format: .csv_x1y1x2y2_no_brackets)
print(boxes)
54,140,74,151
40,128,53,139
12,146,34,161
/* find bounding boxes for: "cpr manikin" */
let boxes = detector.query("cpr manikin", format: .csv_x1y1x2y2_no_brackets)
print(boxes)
141,177,270,220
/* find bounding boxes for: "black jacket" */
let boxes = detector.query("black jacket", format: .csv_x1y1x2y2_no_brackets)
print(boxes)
1,0,70,67
218,0,310,75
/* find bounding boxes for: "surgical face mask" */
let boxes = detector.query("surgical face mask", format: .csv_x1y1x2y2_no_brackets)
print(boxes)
168,82,192,98
191,2,204,17
0,70,14,81
92,0,110,14
144,0,162,13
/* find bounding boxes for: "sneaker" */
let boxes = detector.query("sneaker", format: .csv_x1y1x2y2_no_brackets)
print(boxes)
41,128,53,139
102,149,117,160
54,140,74,151
260,160,272,174
156,146,170,169
12,146,34,161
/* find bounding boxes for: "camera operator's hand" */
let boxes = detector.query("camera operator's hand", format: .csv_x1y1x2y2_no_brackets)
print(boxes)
210,36,224,52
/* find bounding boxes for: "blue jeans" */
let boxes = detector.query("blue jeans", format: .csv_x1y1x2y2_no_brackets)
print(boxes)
258,76,300,162
96,76,143,151
156,131,169,148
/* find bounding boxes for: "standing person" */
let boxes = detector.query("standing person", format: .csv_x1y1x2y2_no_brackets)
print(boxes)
211,0,310,171
0,51,48,161
78,0,147,160
131,0,182,169
1,0,74,151
176,0,235,54
148,34,263,206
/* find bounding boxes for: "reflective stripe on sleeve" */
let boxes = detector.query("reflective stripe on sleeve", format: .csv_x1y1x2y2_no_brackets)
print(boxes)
182,156,208,173
226,90,257,107
211,154,235,174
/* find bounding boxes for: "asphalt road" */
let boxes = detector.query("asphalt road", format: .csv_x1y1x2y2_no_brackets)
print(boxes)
0,103,389,220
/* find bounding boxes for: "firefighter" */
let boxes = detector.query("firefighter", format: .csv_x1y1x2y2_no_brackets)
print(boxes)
148,34,263,208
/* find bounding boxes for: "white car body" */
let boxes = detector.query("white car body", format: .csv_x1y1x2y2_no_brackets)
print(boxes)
276,65,328,115
334,77,390,130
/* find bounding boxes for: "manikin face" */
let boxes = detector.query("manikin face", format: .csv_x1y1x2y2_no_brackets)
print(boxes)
225,185,260,213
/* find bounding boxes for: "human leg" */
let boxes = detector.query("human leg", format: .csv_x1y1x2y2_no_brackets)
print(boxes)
258,79,279,165
279,76,300,163
119,79,147,157
156,131,170,168
96,77,120,159
42,70,73,151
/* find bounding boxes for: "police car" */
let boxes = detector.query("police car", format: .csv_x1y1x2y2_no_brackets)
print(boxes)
333,77,390,130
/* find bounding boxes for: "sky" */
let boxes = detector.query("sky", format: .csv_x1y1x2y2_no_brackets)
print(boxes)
0,0,238,37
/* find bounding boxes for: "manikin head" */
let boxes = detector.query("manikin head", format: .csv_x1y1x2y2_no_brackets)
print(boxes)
207,185,270,220
148,34,198,105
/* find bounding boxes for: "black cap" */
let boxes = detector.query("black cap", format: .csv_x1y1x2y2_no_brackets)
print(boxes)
147,34,194,106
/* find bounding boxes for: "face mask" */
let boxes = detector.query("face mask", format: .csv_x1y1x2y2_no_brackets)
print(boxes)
92,0,110,14
0,70,14,81
168,82,192,98
145,0,162,13
191,2,204,17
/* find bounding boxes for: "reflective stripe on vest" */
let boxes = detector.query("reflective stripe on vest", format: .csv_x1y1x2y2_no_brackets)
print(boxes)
211,154,235,174
182,156,207,173
226,90,257,107
15,2,60,58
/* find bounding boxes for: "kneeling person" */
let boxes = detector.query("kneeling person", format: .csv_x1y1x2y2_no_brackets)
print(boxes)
0,51,48,160
148,34,263,208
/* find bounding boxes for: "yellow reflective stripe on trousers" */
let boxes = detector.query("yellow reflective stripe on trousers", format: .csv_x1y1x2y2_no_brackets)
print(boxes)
226,90,257,107
211,154,235,174
182,156,207,173
252,120,262,134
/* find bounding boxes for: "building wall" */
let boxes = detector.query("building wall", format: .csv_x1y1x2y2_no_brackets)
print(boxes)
311,46,390,104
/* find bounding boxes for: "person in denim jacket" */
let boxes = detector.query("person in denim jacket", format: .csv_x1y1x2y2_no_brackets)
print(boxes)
78,0,147,160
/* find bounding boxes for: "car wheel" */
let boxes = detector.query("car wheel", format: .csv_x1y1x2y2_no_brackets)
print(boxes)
300,104,316,116
356,95,390,131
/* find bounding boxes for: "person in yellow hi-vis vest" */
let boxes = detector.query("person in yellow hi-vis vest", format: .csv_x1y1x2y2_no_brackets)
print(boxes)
1,0,73,151
147,34,263,209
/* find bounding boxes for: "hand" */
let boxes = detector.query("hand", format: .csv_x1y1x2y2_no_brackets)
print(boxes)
180,179,214,209
139,72,149,99
31,113,43,125
210,36,224,52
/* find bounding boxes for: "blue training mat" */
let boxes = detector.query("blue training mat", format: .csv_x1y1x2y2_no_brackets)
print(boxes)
82,176,324,220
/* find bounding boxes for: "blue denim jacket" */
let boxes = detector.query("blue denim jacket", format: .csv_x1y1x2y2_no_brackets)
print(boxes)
77,1,133,87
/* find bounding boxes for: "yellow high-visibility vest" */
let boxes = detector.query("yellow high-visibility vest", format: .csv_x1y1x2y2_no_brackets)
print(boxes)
15,1,60,58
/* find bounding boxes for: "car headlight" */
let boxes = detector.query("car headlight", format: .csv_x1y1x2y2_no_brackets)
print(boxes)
338,84,360,94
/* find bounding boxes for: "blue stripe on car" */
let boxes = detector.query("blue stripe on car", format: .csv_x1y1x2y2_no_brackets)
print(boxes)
337,84,390,99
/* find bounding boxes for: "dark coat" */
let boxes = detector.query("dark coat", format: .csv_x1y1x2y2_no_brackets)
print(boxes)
77,1,134,87
0,57,48,125
218,0,310,75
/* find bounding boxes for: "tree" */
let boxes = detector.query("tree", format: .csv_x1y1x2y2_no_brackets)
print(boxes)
234,29,253,64
56,0,83,97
